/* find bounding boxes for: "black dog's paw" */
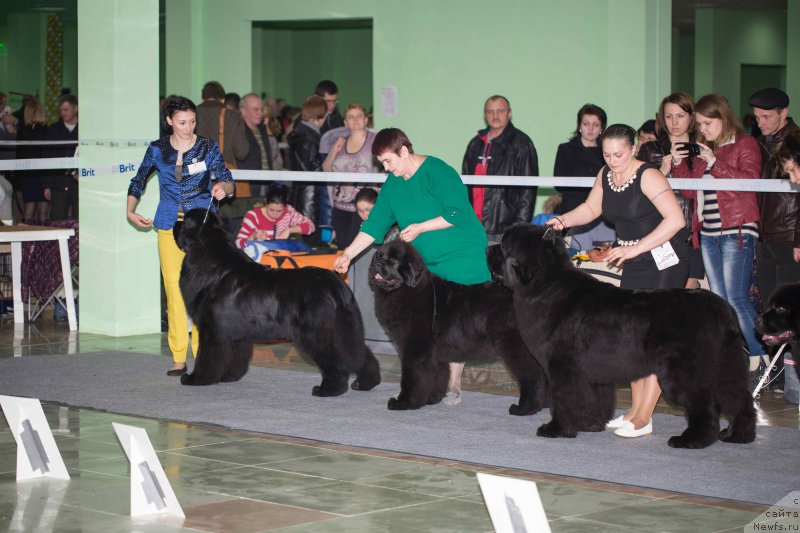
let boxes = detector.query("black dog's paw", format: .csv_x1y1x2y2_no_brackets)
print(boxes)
508,402,541,416
180,373,195,386
668,434,715,449
581,421,606,432
719,426,756,444
388,396,421,410
351,377,381,391
312,384,348,397
536,421,576,438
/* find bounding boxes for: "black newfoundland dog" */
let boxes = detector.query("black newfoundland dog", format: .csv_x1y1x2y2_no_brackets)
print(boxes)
758,282,800,382
369,240,547,413
494,224,756,448
173,209,381,395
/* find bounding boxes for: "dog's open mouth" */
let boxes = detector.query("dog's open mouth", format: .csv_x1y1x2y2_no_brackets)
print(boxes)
372,271,399,285
761,330,795,346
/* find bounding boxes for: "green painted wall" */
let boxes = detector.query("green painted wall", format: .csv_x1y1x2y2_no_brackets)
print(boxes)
0,13,78,113
78,0,161,336
671,31,694,95
788,0,800,101
694,8,788,114
165,0,670,179
251,26,373,110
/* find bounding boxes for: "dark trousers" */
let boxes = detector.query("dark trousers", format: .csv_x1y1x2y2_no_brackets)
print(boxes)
49,183,78,220
757,240,800,304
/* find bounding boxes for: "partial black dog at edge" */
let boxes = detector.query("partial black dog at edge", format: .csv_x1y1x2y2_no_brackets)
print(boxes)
757,281,800,383
173,209,381,395
495,224,756,449
369,239,548,413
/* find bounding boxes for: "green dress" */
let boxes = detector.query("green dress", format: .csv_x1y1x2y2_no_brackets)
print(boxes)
361,156,491,285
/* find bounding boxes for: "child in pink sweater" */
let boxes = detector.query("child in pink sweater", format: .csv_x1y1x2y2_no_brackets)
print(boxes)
235,184,315,248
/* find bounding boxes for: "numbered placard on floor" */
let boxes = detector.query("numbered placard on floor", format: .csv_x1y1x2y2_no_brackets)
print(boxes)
477,472,551,533
112,422,184,518
0,395,70,481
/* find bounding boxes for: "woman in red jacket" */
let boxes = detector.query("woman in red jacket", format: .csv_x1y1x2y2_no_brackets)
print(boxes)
671,94,767,384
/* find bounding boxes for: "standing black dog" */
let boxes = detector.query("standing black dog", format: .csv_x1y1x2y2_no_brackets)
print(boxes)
173,209,381,395
369,240,547,413
495,225,756,448
757,282,800,382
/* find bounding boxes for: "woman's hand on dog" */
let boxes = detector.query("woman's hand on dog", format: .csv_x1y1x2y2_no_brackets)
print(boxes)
604,244,642,266
546,217,565,231
127,210,153,229
333,252,351,273
400,223,423,242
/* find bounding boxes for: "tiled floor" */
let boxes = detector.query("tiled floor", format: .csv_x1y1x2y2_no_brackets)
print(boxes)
0,315,797,532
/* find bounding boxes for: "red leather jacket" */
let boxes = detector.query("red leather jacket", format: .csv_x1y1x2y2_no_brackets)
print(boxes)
672,134,762,246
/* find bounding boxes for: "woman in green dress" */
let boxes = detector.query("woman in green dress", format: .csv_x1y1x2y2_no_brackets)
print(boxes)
334,128,491,405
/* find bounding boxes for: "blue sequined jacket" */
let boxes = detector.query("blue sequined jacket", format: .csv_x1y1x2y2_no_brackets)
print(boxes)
127,136,235,230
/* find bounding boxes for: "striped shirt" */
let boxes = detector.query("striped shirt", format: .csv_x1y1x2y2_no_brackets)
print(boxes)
700,189,759,238
235,205,315,248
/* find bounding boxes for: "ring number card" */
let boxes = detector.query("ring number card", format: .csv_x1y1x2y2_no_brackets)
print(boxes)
0,395,70,481
112,422,185,518
477,472,551,533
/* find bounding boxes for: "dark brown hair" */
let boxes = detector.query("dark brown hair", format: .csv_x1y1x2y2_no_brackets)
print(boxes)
655,92,696,139
201,81,225,101
571,103,607,141
776,130,800,171
372,128,414,156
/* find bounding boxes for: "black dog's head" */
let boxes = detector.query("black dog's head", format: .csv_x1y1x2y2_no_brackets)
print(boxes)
498,224,571,289
368,240,427,292
173,208,224,253
757,282,800,346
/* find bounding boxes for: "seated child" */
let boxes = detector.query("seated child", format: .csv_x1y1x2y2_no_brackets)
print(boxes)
355,187,399,242
236,184,315,251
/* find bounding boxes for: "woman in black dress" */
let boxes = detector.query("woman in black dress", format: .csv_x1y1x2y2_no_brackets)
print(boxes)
547,124,688,438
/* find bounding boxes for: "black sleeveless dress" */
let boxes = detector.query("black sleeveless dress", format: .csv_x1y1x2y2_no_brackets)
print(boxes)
601,163,688,290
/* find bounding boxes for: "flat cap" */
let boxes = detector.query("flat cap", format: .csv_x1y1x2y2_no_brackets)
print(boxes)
748,88,789,110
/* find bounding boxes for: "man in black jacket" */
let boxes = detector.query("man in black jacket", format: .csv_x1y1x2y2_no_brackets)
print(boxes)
44,94,79,220
750,87,800,392
462,95,538,242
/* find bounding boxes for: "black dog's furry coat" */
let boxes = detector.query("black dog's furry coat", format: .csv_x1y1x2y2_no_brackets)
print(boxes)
369,240,547,412
758,282,800,383
494,225,756,448
173,209,380,395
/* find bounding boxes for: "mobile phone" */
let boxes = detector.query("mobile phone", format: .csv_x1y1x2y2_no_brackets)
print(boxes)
676,142,701,157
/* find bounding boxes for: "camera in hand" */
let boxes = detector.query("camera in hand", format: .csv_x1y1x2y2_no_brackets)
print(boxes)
676,142,701,157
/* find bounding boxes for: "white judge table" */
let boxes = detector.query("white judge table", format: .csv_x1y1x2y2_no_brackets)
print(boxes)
0,226,77,331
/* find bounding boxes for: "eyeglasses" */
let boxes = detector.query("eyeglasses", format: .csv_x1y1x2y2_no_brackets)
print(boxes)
323,98,338,104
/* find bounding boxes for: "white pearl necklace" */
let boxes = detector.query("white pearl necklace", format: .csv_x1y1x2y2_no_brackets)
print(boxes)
607,167,638,192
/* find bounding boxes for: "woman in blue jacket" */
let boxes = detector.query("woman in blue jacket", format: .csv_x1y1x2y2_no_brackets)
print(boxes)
127,96,235,375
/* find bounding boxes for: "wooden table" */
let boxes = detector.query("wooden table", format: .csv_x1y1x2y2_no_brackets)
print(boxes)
0,226,77,331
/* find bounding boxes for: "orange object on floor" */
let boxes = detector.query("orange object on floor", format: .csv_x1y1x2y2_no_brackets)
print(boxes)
259,249,347,281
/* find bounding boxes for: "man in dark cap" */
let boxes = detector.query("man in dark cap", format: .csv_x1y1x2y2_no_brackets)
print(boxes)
749,87,799,393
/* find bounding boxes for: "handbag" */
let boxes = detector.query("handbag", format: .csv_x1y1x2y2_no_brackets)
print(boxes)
218,108,252,198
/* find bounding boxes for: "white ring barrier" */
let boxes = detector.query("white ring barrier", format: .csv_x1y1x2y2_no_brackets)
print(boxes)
0,158,798,193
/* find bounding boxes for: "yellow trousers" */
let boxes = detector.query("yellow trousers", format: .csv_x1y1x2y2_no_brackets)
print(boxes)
157,228,199,364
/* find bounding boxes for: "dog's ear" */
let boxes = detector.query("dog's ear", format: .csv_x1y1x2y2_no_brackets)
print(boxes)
486,244,504,280
504,256,531,288
402,249,427,288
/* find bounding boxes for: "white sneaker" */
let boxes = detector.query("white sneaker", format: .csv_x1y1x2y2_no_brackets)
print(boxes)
443,391,462,406
614,420,653,438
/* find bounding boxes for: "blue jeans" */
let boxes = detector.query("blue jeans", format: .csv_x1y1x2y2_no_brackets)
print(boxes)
700,233,765,357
